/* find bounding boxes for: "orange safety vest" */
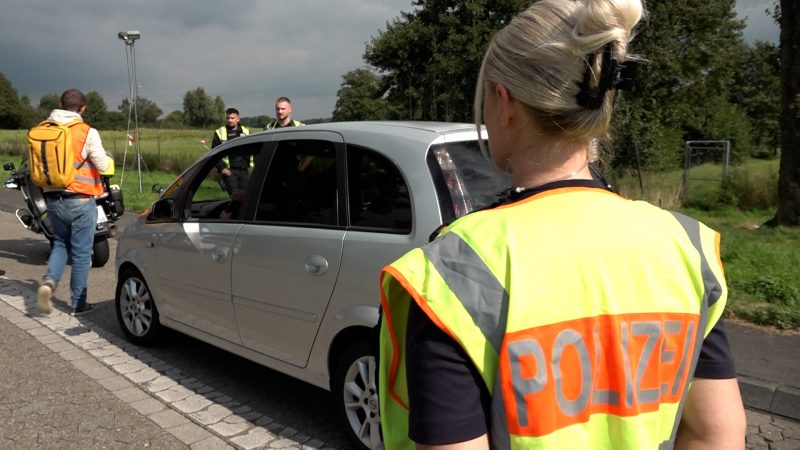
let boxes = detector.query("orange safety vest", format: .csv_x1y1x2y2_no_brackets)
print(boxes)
65,122,103,196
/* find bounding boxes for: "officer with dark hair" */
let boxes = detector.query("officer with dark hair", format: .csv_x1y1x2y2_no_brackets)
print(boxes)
212,107,251,194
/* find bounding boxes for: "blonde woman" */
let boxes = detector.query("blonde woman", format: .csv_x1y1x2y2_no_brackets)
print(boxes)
378,0,746,449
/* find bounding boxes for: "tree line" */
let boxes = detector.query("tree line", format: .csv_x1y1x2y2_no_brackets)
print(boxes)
0,82,283,131
0,0,796,224
333,0,780,169
330,0,797,226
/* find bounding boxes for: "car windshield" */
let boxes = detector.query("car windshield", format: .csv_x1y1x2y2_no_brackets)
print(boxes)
430,140,512,220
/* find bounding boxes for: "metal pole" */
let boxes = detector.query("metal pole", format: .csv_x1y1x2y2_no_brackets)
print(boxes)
130,40,142,194
683,141,691,199
722,140,731,188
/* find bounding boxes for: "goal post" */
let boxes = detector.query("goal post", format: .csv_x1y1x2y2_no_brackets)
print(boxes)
683,140,731,198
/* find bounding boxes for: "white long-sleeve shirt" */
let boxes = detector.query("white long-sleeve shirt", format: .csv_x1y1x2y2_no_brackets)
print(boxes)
47,109,110,173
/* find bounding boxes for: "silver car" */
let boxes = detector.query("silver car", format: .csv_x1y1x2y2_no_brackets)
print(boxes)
114,121,510,449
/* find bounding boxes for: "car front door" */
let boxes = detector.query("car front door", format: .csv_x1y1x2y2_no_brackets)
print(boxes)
154,142,263,344
232,132,345,367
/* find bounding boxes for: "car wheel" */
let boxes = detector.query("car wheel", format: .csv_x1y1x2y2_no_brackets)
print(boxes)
333,340,383,450
115,268,162,345
91,239,110,267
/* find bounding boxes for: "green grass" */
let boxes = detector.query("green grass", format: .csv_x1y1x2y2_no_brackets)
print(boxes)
1,127,211,212
612,158,779,211
681,208,800,330
109,169,184,213
1,128,211,174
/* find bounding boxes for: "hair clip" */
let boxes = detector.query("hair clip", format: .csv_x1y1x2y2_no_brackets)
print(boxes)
576,43,638,109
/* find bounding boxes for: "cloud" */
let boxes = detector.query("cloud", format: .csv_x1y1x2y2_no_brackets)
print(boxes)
1,0,779,120
0,0,412,119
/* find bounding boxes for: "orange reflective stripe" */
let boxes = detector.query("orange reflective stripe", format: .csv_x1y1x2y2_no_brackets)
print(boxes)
381,266,464,410
379,267,411,410
498,312,699,437
714,232,724,279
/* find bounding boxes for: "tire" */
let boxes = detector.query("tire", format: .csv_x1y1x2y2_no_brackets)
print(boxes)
115,267,162,345
91,239,110,267
332,340,383,450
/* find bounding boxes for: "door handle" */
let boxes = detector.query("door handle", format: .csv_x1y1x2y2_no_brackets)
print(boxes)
211,248,227,263
304,255,328,276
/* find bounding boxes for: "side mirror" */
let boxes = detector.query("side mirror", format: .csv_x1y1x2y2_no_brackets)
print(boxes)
147,198,176,221
3,162,15,171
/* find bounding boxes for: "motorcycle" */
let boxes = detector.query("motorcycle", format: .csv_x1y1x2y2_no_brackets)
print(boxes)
3,159,124,268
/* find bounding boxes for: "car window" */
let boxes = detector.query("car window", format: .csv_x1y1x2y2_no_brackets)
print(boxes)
347,145,411,233
255,140,338,226
186,143,260,221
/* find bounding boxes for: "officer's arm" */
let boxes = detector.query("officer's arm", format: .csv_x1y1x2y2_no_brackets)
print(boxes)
675,378,746,450
416,434,489,450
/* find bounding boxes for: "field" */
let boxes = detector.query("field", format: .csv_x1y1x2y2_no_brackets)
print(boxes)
2,129,797,330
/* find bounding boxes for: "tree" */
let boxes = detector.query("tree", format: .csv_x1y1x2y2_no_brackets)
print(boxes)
364,0,529,122
38,93,59,118
769,0,800,226
18,95,37,128
0,73,27,129
84,91,108,126
730,41,781,156
333,68,390,121
183,87,220,128
118,97,163,126
161,110,186,129
609,0,748,170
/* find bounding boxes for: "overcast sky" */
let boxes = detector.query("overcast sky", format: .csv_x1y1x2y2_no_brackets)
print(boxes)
0,0,779,121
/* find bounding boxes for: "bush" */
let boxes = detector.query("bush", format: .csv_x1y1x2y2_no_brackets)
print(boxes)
724,161,779,210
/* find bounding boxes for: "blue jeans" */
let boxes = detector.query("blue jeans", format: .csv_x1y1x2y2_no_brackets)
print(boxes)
44,197,97,309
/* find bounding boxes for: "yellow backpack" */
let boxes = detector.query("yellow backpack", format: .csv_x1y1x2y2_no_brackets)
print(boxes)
27,119,89,189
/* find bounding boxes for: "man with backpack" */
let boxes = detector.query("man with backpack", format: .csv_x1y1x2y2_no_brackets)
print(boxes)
34,88,111,316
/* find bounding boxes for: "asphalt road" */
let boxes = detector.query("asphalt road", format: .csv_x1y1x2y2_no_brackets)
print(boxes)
0,188,353,449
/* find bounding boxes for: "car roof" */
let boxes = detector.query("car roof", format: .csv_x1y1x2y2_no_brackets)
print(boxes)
248,121,483,147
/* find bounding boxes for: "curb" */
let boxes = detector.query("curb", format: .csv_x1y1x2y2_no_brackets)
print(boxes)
738,375,800,422
0,278,332,450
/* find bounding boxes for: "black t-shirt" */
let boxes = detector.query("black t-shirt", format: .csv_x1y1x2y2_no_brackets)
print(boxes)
404,180,737,445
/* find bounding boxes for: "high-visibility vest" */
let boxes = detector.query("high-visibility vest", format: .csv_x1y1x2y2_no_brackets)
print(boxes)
216,126,252,168
65,122,103,196
379,186,727,450
215,125,250,142
264,119,303,130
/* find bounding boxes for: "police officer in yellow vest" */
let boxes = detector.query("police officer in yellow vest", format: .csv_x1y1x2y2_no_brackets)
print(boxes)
212,107,251,194
378,0,747,449
264,97,304,129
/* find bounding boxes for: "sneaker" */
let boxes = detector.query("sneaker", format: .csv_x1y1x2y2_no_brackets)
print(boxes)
71,303,95,316
37,280,54,314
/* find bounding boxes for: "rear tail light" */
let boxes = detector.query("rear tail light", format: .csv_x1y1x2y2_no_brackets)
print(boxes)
433,147,473,218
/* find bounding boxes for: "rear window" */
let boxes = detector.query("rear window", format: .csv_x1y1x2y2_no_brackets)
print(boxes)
428,141,511,223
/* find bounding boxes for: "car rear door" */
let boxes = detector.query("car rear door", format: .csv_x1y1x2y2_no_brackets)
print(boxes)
231,131,345,367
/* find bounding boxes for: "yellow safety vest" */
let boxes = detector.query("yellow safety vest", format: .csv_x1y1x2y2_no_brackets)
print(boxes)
264,119,303,130
215,125,250,142
216,126,252,168
379,186,727,450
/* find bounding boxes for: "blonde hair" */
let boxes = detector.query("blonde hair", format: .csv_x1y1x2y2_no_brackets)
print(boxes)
475,0,644,152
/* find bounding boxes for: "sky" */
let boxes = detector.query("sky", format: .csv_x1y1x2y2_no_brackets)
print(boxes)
0,0,779,121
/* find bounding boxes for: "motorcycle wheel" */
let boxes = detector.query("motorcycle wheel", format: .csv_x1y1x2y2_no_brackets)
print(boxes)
91,239,110,267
